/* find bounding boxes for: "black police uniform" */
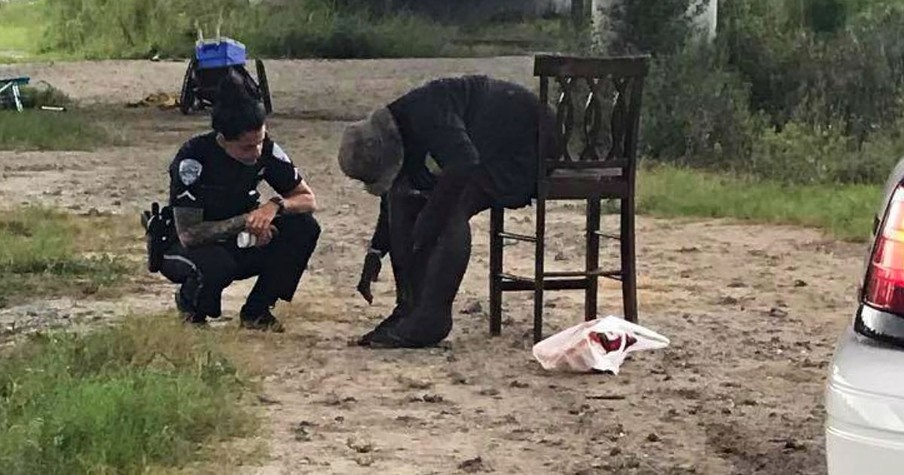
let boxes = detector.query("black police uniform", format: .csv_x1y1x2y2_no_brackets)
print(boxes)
159,132,320,322
363,75,555,346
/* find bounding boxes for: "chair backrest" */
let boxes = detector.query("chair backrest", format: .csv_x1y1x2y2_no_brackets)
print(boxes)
533,55,649,177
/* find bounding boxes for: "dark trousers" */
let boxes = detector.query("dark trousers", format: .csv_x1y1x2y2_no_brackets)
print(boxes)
384,172,493,344
159,213,320,318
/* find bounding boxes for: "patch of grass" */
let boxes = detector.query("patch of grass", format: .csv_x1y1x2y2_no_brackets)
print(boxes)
36,0,576,60
17,83,73,109
247,9,453,59
637,165,880,241
0,316,258,474
0,110,113,151
0,208,131,307
451,18,585,55
0,0,47,61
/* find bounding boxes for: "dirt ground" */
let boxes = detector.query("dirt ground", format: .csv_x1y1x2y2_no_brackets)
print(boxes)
0,57,866,474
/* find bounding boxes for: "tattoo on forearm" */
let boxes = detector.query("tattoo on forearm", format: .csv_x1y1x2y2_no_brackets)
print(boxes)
173,207,246,247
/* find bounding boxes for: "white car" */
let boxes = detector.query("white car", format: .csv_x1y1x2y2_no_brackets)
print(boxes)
826,160,904,474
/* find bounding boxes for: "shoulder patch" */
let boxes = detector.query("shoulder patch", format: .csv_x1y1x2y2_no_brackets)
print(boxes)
178,159,203,186
272,143,291,163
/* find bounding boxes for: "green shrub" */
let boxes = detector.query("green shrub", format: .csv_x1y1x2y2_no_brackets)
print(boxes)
641,45,761,172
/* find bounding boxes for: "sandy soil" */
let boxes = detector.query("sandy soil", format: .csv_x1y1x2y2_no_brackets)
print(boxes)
0,57,867,474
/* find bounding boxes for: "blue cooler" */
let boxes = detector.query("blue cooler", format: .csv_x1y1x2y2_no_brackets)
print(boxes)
195,38,246,69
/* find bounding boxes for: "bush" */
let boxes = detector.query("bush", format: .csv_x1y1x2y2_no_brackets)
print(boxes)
641,45,761,172
631,0,904,185
17,83,72,109
603,0,695,55
242,4,450,59
750,121,851,183
720,0,904,137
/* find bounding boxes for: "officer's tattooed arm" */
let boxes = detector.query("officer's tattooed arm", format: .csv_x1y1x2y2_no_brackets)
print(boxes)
173,207,246,248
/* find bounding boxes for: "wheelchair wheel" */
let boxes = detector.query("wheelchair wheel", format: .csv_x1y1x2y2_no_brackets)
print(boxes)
179,59,198,115
256,59,273,115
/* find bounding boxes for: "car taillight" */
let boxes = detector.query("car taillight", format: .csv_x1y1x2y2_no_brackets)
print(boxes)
864,185,904,313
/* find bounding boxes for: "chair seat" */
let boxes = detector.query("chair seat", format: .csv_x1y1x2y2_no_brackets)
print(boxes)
545,167,627,200
0,77,30,86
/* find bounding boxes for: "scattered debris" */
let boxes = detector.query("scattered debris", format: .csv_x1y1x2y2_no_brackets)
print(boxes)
423,394,445,403
449,372,470,385
782,438,806,451
293,421,315,442
408,393,445,404
719,296,740,305
460,300,483,315
347,436,374,453
257,394,281,406
397,375,433,390
769,307,789,318
125,92,179,110
323,393,357,407
586,393,627,401
459,456,492,473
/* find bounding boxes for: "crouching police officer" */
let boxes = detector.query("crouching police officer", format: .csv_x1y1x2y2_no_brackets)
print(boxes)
158,72,320,331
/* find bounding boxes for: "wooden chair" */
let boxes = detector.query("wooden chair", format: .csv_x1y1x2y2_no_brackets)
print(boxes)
489,55,649,343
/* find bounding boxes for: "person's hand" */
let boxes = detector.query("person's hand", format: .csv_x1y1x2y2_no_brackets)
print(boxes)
246,202,279,237
356,251,383,304
254,225,278,247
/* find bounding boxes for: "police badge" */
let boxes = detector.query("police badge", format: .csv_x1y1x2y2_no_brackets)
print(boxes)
179,159,203,186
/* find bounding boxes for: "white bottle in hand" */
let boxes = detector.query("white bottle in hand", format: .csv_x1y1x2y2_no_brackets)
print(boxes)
236,231,257,249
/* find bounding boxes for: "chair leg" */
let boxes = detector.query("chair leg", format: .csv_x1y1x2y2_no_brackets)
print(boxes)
489,206,504,336
534,197,547,343
586,198,601,321
12,84,22,112
621,194,638,323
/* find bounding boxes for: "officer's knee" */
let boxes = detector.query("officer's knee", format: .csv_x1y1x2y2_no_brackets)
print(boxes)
278,213,320,246
188,247,239,287
305,214,321,242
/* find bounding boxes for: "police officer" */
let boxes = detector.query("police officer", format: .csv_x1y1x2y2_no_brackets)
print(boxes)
159,72,320,331
340,75,555,348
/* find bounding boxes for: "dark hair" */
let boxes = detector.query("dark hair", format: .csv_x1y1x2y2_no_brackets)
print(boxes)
211,70,266,140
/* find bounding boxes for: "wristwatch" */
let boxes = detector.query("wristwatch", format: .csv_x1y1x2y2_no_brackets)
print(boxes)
269,196,286,215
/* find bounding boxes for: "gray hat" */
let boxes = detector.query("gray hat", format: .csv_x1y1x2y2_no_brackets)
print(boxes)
338,107,404,196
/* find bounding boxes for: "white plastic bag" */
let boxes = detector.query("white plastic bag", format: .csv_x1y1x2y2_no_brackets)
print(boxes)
532,316,670,374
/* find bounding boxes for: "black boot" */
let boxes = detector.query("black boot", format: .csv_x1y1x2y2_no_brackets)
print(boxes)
175,289,207,327
239,304,285,333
